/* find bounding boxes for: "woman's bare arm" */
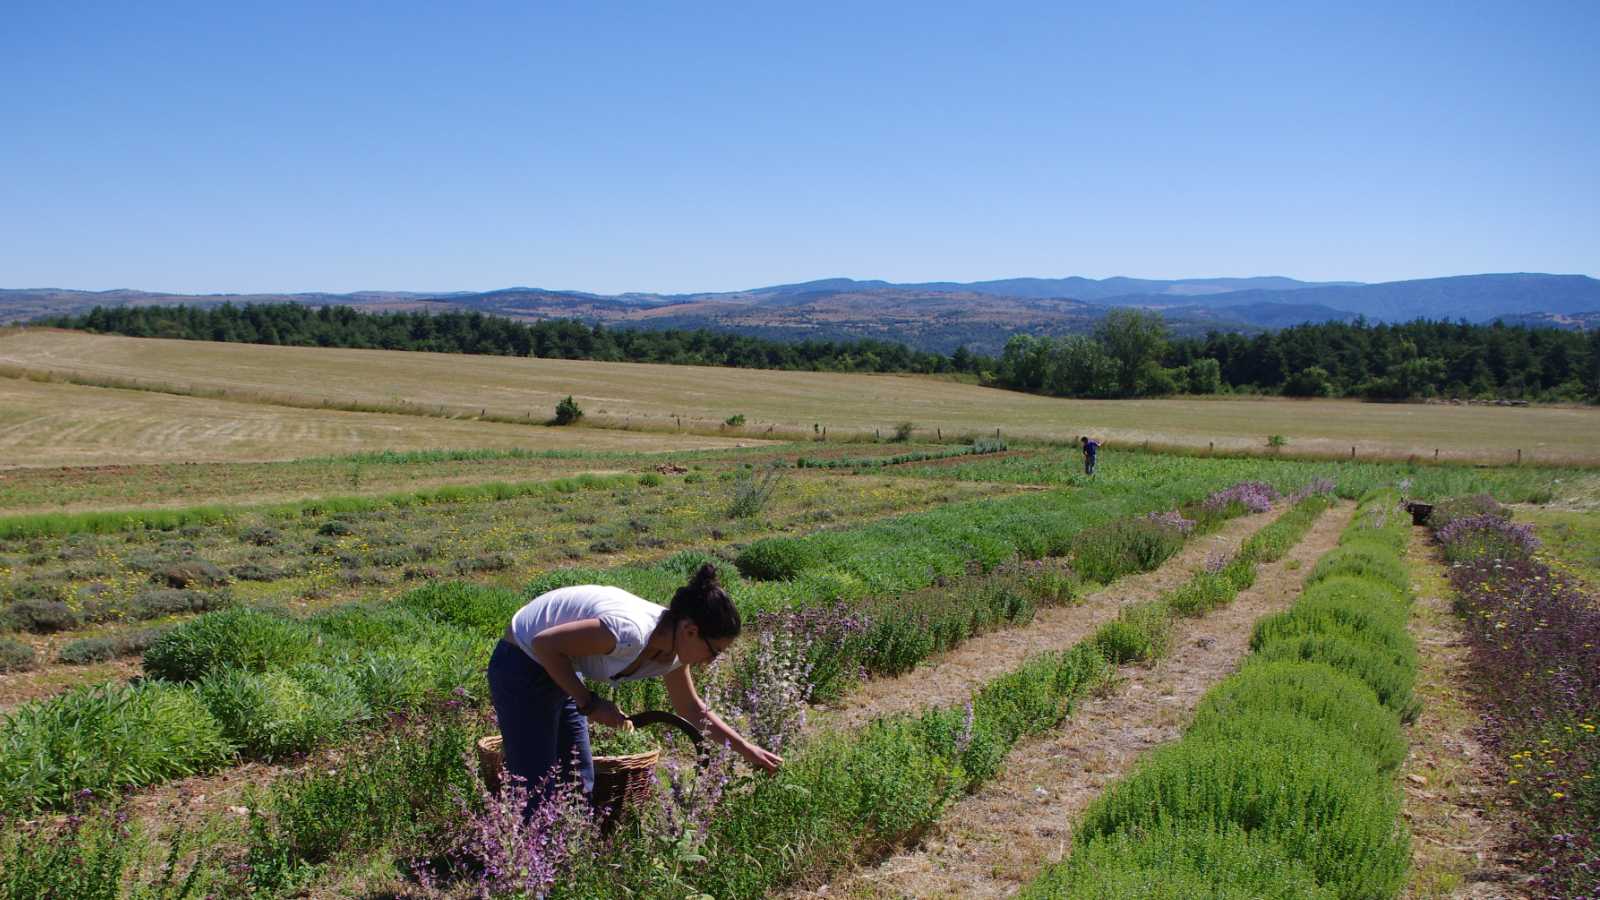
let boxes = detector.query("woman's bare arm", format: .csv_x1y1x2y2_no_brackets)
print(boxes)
663,665,782,773
528,619,628,727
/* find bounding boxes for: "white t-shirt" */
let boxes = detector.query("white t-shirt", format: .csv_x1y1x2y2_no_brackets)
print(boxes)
507,585,680,682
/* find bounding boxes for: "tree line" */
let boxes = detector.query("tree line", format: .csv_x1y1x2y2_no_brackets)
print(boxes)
38,303,1600,403
997,310,1599,403
40,303,975,375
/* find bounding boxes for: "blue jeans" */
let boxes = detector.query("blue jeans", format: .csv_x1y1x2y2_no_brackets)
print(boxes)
487,639,594,807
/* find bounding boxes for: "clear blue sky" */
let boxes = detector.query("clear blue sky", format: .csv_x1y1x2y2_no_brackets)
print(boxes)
3,1,1595,294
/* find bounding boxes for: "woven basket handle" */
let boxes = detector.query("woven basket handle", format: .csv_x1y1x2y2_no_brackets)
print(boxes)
627,710,704,748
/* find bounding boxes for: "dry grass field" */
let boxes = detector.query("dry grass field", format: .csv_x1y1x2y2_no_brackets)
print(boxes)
0,374,758,468
2,329,1597,464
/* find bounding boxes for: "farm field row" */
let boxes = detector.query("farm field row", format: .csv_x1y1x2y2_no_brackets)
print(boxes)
0,469,1002,704
0,442,919,514
5,329,1599,463
0,371,762,468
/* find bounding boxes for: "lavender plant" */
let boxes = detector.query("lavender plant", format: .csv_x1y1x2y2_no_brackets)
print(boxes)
1202,481,1281,515
1436,513,1540,563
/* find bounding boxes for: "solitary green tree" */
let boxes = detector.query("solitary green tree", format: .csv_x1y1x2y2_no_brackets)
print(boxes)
1094,309,1169,397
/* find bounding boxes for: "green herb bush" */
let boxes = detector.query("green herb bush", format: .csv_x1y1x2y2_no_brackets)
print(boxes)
143,607,313,681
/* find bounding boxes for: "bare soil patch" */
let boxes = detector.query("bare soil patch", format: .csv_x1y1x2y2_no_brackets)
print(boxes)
1401,528,1532,899
793,502,1354,899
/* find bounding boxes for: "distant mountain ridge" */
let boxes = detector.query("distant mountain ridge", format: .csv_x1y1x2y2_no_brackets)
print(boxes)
5,272,1596,356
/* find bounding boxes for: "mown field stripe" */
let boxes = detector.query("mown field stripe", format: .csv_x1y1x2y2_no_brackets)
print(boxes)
0,472,639,540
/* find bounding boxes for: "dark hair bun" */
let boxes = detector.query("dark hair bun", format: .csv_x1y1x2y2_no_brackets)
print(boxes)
670,562,740,641
690,562,720,589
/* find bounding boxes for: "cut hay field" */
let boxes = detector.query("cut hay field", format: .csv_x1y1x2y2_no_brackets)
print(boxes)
3,329,1597,464
0,374,761,468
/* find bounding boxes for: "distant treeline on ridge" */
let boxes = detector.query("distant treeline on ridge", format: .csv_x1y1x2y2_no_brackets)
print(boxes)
38,303,1600,403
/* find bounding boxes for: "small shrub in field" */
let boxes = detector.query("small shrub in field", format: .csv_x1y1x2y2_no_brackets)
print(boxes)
0,636,35,672
1024,569,1080,605
448,552,513,575
553,395,583,425
734,537,819,581
1436,513,1540,563
1250,578,1411,660
4,596,80,633
240,525,282,546
892,421,915,442
1093,601,1172,664
131,588,231,620
0,802,140,900
153,558,228,589
1166,572,1235,617
1221,557,1257,591
638,472,663,487
1071,519,1185,583
317,519,354,537
247,713,478,880
1203,481,1280,515
198,666,366,760
0,680,233,811
1023,824,1335,900
723,413,745,427
229,563,284,581
1428,492,1507,531
143,607,312,681
725,464,784,519
57,627,169,665
395,581,521,635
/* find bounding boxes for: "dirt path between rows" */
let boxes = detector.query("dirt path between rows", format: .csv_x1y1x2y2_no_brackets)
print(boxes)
1399,527,1531,899
809,503,1289,736
791,502,1354,899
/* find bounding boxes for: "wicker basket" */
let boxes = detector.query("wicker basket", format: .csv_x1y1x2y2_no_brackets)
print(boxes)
475,734,661,819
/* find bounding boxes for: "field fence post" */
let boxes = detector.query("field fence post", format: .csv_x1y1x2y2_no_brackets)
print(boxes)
1351,445,1356,459
1517,448,1522,465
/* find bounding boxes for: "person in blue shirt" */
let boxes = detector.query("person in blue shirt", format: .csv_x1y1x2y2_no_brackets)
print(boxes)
1079,435,1100,475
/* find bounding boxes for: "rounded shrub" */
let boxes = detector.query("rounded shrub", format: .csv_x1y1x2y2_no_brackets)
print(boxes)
1250,577,1411,658
1192,660,1405,771
734,538,821,581
143,607,313,682
1255,632,1419,722
0,635,36,672
1306,544,1409,594
4,597,81,634
197,667,364,760
395,581,522,635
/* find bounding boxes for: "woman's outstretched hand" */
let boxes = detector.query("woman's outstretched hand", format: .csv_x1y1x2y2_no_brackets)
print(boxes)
744,745,783,775
584,696,628,729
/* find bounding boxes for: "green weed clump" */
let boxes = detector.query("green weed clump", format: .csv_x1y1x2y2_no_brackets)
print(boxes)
0,680,233,812
57,626,169,665
395,581,522,634
1166,572,1236,617
0,636,34,672
242,711,480,891
1093,601,1173,664
198,666,369,760
143,607,313,682
1071,519,1186,583
735,537,821,581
